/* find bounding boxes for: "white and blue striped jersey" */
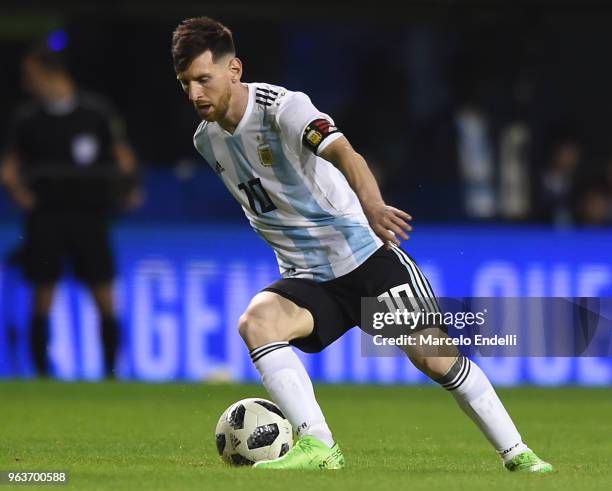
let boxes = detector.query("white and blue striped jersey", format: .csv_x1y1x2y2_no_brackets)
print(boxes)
194,82,382,282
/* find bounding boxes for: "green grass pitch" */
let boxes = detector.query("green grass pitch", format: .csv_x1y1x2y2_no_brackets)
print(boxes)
0,381,610,490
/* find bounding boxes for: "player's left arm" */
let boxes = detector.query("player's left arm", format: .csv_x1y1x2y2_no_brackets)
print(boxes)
104,105,142,210
320,136,412,248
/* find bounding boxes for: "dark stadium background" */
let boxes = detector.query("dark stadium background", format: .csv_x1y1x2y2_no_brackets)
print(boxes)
0,1,611,383
1,0,612,222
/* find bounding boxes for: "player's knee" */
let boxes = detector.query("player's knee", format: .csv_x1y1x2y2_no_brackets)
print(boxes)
410,355,454,380
238,306,283,347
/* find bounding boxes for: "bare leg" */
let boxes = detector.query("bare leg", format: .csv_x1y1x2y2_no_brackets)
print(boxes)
238,291,314,349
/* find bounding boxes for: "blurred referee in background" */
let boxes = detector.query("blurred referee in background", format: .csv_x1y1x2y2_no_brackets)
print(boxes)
0,44,140,378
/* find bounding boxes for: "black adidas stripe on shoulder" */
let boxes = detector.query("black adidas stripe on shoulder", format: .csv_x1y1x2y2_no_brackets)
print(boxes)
255,87,280,107
256,87,279,96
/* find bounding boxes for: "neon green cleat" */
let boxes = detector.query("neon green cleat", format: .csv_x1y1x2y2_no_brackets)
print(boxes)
253,435,345,470
504,450,554,473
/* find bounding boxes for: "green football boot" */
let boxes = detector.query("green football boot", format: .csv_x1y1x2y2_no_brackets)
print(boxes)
504,450,554,473
253,435,345,470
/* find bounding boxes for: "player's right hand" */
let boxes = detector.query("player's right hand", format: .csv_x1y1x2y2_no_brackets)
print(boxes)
14,189,36,210
123,188,144,210
364,203,412,249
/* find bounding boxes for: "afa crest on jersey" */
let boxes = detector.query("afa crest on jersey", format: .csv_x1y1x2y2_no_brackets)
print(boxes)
302,118,339,153
305,129,323,147
257,142,275,166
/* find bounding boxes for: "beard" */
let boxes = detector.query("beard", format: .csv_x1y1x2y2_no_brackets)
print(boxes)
197,87,231,122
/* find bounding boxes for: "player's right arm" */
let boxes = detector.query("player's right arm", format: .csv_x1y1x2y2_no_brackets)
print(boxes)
275,90,412,248
0,151,35,210
319,136,412,248
1,108,36,210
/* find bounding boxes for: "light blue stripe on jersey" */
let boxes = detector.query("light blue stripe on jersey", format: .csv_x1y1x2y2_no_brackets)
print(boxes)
223,136,263,197
223,136,277,213
263,127,379,277
194,125,217,171
225,135,331,277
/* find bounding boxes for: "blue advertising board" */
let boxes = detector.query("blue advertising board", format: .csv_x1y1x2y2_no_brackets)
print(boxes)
1,223,611,385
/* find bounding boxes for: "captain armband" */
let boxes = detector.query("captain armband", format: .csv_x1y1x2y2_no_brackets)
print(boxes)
302,118,340,154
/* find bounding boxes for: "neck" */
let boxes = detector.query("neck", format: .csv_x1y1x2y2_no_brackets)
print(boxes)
218,83,249,134
44,77,76,102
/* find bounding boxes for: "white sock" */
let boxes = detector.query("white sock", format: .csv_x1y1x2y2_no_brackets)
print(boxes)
436,356,528,462
251,342,335,448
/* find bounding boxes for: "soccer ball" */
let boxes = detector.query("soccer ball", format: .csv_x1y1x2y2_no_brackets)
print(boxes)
215,398,293,466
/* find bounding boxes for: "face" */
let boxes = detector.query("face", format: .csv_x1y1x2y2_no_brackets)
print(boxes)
580,190,609,225
554,142,581,173
177,50,240,122
21,57,53,99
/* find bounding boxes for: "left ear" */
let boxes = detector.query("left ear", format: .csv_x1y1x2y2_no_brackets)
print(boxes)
228,57,243,83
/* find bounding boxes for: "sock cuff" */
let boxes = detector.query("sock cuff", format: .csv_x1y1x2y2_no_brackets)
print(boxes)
498,441,527,459
250,342,290,363
435,355,472,390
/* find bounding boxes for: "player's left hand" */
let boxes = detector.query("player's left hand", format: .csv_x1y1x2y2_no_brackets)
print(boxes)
123,188,144,210
364,203,412,249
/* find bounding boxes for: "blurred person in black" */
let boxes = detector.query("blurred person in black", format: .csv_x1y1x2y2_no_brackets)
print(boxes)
535,132,582,226
0,44,140,378
575,180,611,226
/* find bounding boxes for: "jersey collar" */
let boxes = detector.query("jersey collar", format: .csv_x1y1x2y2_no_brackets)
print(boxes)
228,83,254,135
44,95,78,115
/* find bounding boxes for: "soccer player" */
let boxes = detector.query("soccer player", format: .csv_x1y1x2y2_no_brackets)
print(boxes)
171,17,553,472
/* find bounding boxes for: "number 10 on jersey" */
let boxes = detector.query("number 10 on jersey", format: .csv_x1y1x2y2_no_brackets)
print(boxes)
238,177,277,215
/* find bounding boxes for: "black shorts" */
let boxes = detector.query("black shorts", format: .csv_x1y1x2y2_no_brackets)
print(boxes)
262,245,439,353
22,211,115,285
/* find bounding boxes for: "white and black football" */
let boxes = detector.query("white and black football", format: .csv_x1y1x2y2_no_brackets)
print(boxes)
215,398,293,465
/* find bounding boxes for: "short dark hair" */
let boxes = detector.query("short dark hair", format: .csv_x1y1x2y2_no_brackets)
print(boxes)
25,44,67,74
172,17,235,73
